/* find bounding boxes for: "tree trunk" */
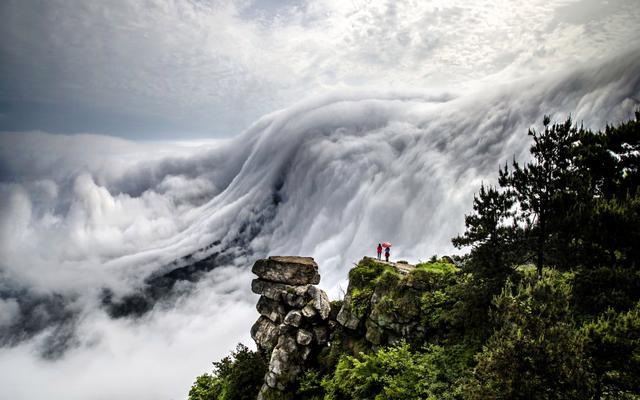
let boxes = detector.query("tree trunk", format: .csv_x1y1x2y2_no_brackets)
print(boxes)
537,216,545,277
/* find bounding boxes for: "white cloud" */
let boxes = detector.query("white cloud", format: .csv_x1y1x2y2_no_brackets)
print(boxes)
0,266,256,400
0,0,638,136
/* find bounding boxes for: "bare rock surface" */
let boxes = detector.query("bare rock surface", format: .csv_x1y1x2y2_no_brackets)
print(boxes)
336,293,361,329
252,256,320,285
251,316,279,351
256,296,285,323
251,256,333,399
284,310,302,327
251,279,295,301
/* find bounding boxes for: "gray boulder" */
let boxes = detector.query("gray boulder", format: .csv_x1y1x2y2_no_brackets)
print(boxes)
296,329,313,346
300,345,312,361
365,318,384,345
251,316,279,351
309,286,331,320
256,296,285,323
301,303,317,318
284,292,306,308
284,310,303,327
251,279,295,301
251,256,334,398
336,293,361,329
266,335,301,390
278,323,294,335
252,256,320,285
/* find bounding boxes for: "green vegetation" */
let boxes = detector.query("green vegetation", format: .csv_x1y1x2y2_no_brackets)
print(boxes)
414,261,458,274
189,112,640,399
465,271,592,399
348,258,401,318
188,344,266,400
348,257,400,287
322,342,470,400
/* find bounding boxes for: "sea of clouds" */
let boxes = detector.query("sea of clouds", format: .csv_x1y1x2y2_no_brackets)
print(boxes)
0,49,639,399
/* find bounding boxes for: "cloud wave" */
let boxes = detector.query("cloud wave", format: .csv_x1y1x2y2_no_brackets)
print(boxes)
0,49,639,399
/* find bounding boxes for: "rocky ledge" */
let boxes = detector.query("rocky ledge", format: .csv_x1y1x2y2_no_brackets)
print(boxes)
250,256,332,399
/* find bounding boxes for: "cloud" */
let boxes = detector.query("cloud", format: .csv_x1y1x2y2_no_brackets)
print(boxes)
0,49,639,399
0,0,638,137
0,298,19,327
0,265,257,400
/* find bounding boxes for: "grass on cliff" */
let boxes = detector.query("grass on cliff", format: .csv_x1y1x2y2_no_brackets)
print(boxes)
348,258,460,321
415,260,459,274
348,258,400,288
348,258,400,318
350,257,458,288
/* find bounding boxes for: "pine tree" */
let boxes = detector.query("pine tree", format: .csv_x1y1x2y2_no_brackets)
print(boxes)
499,116,580,276
571,111,640,269
452,184,519,285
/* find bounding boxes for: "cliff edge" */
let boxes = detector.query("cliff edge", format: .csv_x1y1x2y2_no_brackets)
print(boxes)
249,255,458,399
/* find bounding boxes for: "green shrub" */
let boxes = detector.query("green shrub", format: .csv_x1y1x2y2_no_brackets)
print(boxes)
349,258,398,288
188,344,266,400
322,342,469,400
573,266,640,316
463,271,593,400
582,302,640,398
443,273,496,341
188,373,223,400
350,286,374,318
316,325,372,374
415,261,459,274
348,259,401,318
420,289,450,327
296,370,325,400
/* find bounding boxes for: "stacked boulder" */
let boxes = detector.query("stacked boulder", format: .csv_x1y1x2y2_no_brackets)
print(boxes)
250,256,331,399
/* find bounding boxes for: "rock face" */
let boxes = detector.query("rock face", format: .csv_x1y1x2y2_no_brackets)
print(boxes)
250,256,331,399
252,256,321,285
335,257,456,349
336,292,361,330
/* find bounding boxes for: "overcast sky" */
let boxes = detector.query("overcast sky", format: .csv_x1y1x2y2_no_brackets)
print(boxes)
1,0,638,139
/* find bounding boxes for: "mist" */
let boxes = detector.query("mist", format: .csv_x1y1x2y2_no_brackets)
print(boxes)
1,49,639,399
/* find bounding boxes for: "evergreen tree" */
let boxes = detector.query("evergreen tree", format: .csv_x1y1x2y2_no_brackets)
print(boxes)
452,184,522,336
573,112,640,269
452,184,518,286
582,302,640,399
499,117,581,275
464,271,593,400
188,344,266,400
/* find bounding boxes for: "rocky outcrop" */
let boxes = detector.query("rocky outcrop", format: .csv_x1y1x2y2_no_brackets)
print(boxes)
250,256,331,399
336,292,361,330
252,256,321,285
335,257,457,348
246,255,462,398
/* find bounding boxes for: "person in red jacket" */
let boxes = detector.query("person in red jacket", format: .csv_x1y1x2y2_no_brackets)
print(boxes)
377,243,383,260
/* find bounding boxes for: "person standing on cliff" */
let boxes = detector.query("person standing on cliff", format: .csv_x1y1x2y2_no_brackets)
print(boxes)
377,243,383,260
385,246,390,262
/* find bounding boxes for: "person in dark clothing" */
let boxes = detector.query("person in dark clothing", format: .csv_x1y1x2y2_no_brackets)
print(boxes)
377,243,383,260
385,246,390,262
